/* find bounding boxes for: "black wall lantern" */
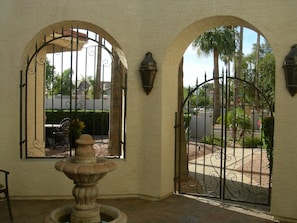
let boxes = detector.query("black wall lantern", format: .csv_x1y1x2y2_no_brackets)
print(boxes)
283,44,297,96
139,52,157,95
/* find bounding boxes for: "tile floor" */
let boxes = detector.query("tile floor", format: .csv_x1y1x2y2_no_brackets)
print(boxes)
0,194,279,223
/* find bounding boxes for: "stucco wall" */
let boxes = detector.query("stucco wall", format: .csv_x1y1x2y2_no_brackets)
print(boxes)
1,0,297,222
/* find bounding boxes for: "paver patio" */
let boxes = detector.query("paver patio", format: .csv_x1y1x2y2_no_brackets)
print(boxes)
0,194,279,223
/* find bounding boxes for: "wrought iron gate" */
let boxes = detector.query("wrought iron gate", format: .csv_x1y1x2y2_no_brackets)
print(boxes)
175,72,273,205
20,26,127,159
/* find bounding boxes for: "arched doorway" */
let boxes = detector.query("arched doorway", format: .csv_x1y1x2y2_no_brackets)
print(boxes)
162,16,275,206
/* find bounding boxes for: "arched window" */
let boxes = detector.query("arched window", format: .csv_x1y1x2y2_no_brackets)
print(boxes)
20,24,127,158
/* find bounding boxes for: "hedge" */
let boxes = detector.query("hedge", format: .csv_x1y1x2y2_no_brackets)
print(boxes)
262,116,274,170
46,110,109,135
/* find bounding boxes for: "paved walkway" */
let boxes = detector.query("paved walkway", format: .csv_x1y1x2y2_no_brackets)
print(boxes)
0,194,278,223
186,146,270,204
189,147,269,186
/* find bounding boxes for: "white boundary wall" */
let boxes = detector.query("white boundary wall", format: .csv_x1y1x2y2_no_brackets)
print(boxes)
45,95,110,111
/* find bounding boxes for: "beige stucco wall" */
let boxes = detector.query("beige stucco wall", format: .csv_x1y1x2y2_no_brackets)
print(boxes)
1,0,297,222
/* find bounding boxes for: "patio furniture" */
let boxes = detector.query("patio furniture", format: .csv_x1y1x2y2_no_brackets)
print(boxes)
0,169,13,221
52,117,70,149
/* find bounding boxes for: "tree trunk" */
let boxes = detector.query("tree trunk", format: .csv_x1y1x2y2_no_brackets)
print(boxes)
235,26,243,108
213,47,220,122
175,57,188,182
94,36,102,99
255,33,260,111
227,58,231,109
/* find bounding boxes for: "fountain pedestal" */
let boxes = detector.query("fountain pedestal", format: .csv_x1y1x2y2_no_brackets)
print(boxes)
44,134,127,223
70,184,100,223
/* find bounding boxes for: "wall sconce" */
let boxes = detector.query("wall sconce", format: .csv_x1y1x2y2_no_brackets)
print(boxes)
139,52,157,95
283,44,297,96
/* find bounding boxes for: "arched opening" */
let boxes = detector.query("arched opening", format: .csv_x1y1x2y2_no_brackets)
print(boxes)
163,16,275,206
20,21,127,159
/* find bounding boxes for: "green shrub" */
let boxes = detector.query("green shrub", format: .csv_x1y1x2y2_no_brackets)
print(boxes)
183,113,192,139
201,135,225,147
183,113,191,130
216,108,252,139
262,116,274,170
241,136,262,148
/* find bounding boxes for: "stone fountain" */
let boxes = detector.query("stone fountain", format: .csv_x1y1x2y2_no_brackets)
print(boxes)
44,134,127,223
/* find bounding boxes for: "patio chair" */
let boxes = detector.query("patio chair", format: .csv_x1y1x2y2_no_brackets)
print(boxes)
0,169,13,221
52,117,70,149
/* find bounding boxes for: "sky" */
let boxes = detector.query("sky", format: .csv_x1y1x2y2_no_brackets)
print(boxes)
183,28,265,87
47,27,266,87
47,36,113,82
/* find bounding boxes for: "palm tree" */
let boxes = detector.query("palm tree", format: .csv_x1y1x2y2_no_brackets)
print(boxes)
254,32,261,111
52,68,74,96
192,26,238,121
45,59,56,96
234,26,243,109
94,36,103,99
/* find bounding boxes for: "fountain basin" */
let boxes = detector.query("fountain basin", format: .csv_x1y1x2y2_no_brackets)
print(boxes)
55,157,116,183
44,204,127,223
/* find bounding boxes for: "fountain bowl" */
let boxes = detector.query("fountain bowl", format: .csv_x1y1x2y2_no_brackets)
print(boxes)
44,204,127,223
55,157,117,183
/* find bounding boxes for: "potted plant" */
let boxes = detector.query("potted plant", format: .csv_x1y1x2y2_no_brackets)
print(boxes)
69,118,85,149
